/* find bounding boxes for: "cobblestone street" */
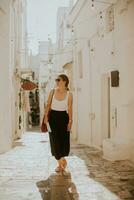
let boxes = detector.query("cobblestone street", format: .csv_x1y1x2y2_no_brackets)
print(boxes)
0,132,133,200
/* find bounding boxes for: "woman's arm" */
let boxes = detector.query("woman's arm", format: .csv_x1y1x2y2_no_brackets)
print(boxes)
67,92,73,130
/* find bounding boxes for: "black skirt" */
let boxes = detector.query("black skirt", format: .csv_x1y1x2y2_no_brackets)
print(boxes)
48,109,70,160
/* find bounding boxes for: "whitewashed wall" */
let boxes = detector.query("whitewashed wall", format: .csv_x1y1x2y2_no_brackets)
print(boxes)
38,41,55,123
0,0,27,153
68,0,134,161
103,0,134,161
56,7,73,70
0,0,13,153
10,0,28,139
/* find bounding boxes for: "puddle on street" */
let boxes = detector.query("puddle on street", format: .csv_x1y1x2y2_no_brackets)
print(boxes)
36,172,79,200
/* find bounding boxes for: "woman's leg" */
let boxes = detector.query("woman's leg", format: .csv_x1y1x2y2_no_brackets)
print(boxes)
60,157,67,170
55,157,68,172
55,159,62,172
49,111,69,171
55,157,67,172
57,159,61,166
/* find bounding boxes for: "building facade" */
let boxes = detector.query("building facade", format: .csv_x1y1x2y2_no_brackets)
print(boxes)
38,40,55,123
65,0,134,161
28,52,40,82
0,0,27,153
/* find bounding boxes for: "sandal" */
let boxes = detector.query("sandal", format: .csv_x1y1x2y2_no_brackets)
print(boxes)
60,159,67,171
55,166,62,172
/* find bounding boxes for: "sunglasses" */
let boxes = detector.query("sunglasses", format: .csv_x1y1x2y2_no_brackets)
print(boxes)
55,78,61,82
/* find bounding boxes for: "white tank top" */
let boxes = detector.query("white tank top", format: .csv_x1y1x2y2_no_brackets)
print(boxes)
51,90,69,111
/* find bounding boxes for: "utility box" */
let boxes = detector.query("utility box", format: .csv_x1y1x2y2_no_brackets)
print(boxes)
111,70,119,87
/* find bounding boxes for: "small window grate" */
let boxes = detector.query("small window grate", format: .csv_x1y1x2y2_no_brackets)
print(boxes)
105,5,114,32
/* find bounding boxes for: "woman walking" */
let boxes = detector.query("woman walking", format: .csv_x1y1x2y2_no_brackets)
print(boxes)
44,74,73,172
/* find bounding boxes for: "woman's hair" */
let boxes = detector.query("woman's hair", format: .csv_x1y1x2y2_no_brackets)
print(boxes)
58,74,69,90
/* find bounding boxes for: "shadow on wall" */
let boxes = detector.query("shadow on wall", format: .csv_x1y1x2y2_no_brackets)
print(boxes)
36,172,79,199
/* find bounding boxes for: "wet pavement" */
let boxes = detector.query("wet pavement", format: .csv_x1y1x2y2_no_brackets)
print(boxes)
0,132,134,200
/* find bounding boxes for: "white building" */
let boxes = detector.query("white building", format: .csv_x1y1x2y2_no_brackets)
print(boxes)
0,0,27,153
55,6,73,91
66,0,134,162
69,0,78,8
28,52,40,82
38,41,55,123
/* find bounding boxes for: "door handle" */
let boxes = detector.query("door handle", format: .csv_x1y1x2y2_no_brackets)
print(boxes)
89,113,95,120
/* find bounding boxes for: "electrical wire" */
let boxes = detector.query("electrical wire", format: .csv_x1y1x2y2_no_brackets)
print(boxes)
9,0,116,55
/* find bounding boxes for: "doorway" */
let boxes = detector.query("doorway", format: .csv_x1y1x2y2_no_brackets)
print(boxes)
101,74,111,143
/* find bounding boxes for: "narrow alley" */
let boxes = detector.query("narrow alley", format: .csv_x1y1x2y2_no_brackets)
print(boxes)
0,0,134,199
0,132,133,200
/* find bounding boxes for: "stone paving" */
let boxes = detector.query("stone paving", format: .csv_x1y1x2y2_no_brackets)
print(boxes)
69,144,134,200
0,132,133,200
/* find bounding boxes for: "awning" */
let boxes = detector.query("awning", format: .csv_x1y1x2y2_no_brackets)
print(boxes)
21,79,38,91
62,61,73,69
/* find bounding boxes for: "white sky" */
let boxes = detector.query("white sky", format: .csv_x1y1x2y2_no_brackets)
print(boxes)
27,0,70,55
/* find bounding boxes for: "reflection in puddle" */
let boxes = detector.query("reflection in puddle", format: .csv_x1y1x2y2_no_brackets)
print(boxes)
36,172,79,200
